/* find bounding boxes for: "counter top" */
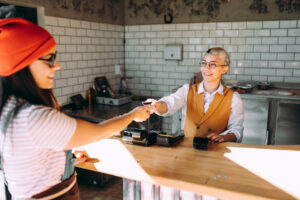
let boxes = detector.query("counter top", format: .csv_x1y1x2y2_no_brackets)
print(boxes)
76,138,300,200
63,101,161,130
224,81,300,101
240,88,300,101
63,101,141,122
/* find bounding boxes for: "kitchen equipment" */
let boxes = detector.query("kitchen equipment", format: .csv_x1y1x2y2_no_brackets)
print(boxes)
94,75,132,106
96,95,132,106
231,84,254,94
119,76,132,95
224,81,255,94
156,131,184,147
94,76,117,98
123,128,147,140
239,85,253,93
122,128,157,146
257,82,272,90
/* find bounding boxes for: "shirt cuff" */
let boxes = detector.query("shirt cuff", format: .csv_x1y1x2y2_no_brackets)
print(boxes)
155,100,171,117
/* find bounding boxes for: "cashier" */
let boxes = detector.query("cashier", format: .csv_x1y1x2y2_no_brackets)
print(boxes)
0,18,151,199
147,47,244,143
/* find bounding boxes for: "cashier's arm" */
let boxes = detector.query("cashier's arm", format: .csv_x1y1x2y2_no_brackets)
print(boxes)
208,92,244,143
64,106,151,150
207,133,237,143
154,101,168,114
145,85,188,115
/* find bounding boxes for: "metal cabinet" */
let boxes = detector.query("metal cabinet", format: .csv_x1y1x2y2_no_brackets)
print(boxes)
241,97,269,145
273,100,300,145
242,97,300,145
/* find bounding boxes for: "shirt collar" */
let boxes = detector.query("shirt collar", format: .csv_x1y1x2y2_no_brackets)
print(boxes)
198,81,224,95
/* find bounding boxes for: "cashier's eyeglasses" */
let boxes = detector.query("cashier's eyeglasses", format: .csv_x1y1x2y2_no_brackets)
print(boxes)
200,61,227,70
38,51,57,68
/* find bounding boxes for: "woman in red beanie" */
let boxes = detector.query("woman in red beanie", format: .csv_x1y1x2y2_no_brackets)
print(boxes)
0,18,151,199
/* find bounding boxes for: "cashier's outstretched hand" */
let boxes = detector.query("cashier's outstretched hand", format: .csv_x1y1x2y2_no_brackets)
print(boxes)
144,99,168,114
129,106,151,122
207,133,225,143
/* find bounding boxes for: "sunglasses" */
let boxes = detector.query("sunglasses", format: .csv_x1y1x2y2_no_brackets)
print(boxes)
38,51,57,68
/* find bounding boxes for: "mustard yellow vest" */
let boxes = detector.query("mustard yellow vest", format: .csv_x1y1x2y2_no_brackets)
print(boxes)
184,83,234,137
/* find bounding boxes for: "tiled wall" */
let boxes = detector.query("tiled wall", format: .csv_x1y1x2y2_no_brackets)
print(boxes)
45,16,125,105
124,20,300,131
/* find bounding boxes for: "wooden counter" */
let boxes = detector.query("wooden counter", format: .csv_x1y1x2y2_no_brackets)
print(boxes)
76,137,300,200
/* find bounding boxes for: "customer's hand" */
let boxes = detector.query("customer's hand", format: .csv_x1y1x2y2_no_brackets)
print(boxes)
207,133,224,143
129,106,151,122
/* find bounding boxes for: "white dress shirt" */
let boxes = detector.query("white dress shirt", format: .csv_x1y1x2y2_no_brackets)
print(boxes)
159,82,244,142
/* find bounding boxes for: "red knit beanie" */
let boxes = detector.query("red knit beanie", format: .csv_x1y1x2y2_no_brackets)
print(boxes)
0,18,56,76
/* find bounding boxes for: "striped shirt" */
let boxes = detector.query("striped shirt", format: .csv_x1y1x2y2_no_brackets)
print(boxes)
1,96,76,199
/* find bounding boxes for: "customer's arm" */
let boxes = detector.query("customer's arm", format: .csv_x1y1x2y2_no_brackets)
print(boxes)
65,106,151,149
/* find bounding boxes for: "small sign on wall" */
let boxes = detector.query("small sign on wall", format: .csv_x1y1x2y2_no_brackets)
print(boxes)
164,44,182,60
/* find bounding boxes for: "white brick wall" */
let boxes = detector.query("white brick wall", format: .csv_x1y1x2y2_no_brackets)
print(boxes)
125,20,300,98
45,16,124,104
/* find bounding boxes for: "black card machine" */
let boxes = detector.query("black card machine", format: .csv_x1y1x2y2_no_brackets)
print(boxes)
122,128,156,146
156,132,184,147
193,137,210,150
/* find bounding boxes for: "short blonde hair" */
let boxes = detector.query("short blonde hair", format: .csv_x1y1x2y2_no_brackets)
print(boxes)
206,47,230,66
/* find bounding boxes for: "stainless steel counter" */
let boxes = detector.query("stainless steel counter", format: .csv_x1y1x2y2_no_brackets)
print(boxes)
63,102,140,122
240,89,300,101
63,101,161,132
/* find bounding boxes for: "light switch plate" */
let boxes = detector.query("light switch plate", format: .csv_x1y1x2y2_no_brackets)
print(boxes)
114,64,121,75
164,44,182,60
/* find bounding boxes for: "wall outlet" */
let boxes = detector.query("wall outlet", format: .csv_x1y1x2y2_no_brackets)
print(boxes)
164,44,182,60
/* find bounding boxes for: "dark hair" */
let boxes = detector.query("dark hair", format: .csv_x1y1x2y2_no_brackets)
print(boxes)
0,67,59,114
